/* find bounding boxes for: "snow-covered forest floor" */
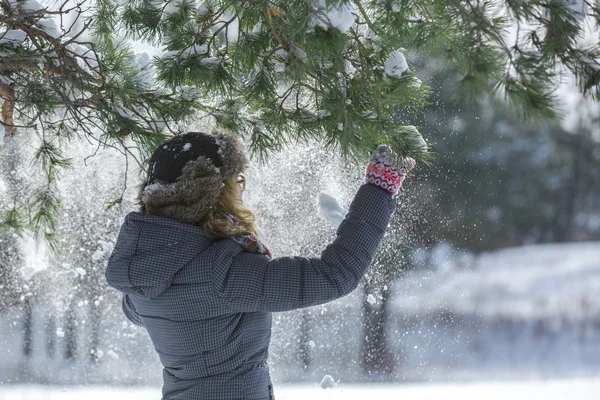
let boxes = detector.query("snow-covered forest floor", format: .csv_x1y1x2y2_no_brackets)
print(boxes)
1,379,599,400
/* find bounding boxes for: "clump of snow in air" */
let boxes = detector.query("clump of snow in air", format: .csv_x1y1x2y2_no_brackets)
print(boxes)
92,241,113,261
309,340,316,348
310,0,357,33
405,125,428,152
366,294,377,305
182,143,192,151
56,270,79,279
317,193,347,229
19,235,49,280
56,328,65,338
107,350,119,360
384,50,409,78
320,374,336,389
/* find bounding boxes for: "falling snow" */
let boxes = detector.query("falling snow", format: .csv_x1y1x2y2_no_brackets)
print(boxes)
317,193,347,229
366,294,377,305
319,375,335,389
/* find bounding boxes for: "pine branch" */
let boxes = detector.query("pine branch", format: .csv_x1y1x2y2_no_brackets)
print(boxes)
2,0,599,245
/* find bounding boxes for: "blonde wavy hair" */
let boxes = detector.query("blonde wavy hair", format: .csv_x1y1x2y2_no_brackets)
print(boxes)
202,176,258,238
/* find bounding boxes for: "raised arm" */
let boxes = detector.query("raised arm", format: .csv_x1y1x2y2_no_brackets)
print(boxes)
211,146,414,312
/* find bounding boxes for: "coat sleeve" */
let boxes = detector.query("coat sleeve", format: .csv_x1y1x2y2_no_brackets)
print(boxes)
122,294,144,326
210,184,397,312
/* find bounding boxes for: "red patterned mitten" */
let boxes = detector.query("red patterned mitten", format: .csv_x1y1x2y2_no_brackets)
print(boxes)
365,145,415,197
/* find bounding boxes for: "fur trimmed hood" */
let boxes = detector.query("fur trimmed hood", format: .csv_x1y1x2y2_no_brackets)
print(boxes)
138,130,247,226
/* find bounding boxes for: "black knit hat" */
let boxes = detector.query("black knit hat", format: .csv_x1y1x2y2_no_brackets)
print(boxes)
147,132,223,185
139,130,248,225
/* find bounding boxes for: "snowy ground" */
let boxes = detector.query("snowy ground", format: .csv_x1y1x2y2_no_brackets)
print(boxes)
395,242,600,319
2,242,600,385
1,379,599,400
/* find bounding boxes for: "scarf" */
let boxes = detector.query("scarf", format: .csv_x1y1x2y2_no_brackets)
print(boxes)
230,233,273,259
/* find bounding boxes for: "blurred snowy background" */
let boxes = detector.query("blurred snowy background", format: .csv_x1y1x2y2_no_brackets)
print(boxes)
1,93,599,390
1,22,600,400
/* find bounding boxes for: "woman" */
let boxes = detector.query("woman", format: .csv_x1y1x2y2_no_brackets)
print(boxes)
106,130,414,399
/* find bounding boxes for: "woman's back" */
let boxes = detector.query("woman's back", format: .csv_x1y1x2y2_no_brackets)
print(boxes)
106,212,274,399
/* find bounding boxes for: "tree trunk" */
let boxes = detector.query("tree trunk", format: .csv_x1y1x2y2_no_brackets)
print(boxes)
88,296,102,363
64,298,77,360
22,297,33,358
360,281,395,379
554,132,586,242
0,85,15,136
298,309,312,371
45,314,56,359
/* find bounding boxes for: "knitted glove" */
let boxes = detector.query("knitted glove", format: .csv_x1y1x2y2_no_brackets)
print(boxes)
365,145,415,197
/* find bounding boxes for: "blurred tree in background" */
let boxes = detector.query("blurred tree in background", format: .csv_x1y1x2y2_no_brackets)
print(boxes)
403,59,600,252
359,57,600,379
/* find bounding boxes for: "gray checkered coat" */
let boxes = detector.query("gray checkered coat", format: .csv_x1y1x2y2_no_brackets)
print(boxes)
106,184,396,399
